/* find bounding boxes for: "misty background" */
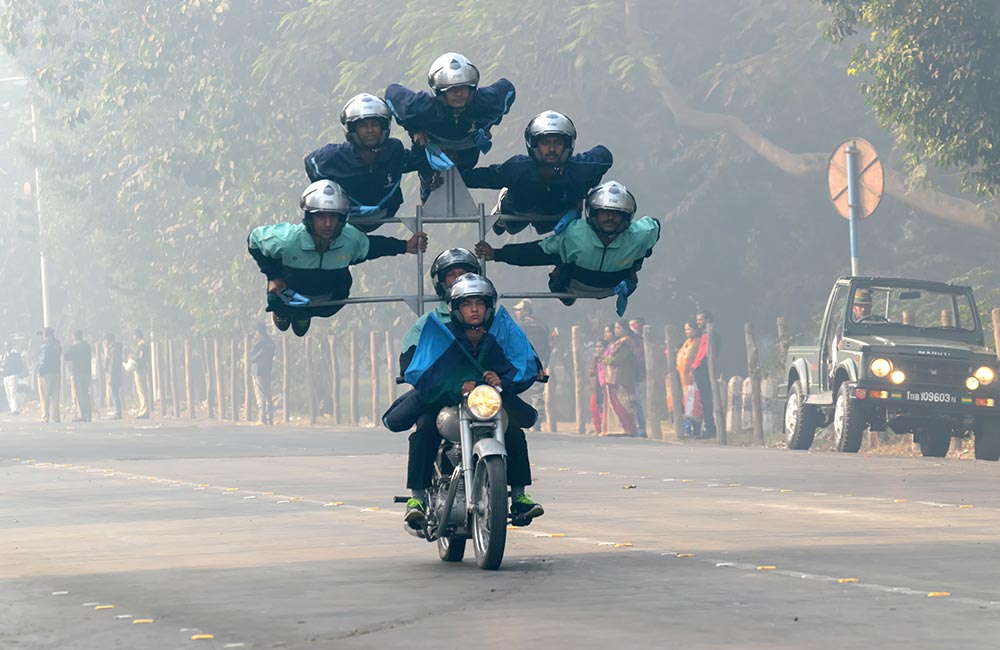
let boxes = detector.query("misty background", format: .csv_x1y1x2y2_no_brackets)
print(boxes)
2,0,998,377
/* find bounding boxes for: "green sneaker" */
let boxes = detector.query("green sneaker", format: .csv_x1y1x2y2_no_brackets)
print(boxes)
404,498,426,527
510,494,544,520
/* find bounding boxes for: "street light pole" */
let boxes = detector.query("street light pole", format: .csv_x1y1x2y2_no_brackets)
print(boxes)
2,75,50,327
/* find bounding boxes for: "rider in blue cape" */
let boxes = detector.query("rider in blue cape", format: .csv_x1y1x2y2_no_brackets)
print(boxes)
247,179,428,337
304,93,422,232
383,273,544,527
461,110,613,235
385,52,515,201
475,181,660,316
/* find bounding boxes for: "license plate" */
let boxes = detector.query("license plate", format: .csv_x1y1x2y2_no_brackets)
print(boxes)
905,391,957,404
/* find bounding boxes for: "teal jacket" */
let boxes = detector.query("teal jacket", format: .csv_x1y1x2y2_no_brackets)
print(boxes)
247,222,407,297
493,216,660,288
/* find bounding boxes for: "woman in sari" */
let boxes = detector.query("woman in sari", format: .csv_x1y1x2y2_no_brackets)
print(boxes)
601,321,640,436
675,320,703,437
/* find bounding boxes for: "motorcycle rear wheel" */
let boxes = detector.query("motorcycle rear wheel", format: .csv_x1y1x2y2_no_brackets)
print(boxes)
471,456,508,570
438,534,467,562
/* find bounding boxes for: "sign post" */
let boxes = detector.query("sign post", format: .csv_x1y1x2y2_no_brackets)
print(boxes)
827,138,884,277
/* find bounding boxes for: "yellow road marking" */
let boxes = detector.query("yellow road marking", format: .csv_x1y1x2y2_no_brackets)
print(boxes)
927,592,951,598
133,619,154,624
838,578,859,583
95,605,114,610
191,634,215,640
756,566,776,571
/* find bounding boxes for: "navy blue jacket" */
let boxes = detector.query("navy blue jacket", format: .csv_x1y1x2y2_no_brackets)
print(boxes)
304,138,420,218
461,146,613,215
384,79,515,171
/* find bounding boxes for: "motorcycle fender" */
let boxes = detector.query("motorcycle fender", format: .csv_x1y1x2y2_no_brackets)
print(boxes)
473,438,507,461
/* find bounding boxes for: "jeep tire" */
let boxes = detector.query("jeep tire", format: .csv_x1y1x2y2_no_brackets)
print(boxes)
974,418,1000,461
784,379,820,450
833,382,865,453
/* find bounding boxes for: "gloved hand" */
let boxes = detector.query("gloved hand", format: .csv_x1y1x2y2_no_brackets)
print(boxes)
352,205,382,217
614,279,635,317
279,288,311,307
553,209,578,235
473,128,493,154
424,143,454,171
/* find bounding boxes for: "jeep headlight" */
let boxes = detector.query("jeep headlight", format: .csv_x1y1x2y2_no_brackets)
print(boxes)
974,366,995,386
467,384,502,420
869,358,893,378
967,377,980,391
890,370,906,384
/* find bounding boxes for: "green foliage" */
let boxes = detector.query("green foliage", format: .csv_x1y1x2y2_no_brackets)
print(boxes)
820,0,1000,195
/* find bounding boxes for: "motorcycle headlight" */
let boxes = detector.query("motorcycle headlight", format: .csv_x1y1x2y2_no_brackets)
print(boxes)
467,384,502,420
869,358,892,378
974,366,995,386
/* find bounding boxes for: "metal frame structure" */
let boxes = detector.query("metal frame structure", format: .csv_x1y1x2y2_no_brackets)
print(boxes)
301,169,578,316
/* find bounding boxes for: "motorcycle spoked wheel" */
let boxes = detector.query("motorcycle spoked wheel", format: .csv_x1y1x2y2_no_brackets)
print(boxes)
471,456,508,570
437,533,467,562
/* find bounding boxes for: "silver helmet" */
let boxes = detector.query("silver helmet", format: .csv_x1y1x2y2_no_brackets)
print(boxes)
585,181,637,237
524,111,576,164
429,248,482,299
301,179,350,215
427,52,480,94
340,93,391,149
449,273,497,326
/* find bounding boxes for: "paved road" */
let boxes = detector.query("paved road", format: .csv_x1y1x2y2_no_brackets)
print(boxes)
2,416,999,649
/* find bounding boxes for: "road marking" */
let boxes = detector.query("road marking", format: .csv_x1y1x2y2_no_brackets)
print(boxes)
51,591,69,596
756,566,776,571
115,614,134,619
191,634,215,640
838,578,860,583
927,592,951,598
95,605,115,610
133,619,154,624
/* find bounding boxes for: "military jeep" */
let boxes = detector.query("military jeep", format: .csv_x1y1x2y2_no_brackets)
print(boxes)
783,277,1000,459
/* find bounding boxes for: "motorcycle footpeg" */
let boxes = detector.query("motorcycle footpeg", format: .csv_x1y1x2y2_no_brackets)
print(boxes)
393,496,409,503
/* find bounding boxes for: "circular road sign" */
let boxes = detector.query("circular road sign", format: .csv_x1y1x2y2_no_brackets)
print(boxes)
827,137,884,219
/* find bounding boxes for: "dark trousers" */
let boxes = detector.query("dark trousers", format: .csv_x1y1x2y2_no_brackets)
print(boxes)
407,413,532,490
694,364,716,435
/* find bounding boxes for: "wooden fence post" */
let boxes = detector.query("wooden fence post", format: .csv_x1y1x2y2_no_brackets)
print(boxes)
642,325,662,439
229,338,238,421
95,342,106,410
745,322,763,444
243,333,252,423
168,339,179,418
717,375,729,445
158,338,168,418
663,324,685,439
369,331,379,427
214,338,225,421
349,330,359,425
306,337,317,425
203,338,214,419
184,339,194,419
281,336,289,424
328,335,341,424
571,326,586,434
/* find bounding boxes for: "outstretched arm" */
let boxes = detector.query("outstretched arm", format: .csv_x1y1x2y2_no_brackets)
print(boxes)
362,232,428,262
475,240,561,267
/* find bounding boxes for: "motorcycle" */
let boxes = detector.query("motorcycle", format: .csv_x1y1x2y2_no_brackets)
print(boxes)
395,383,533,570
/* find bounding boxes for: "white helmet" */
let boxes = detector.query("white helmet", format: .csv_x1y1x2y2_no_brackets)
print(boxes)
449,273,497,327
340,93,391,150
525,111,576,164
585,181,636,237
300,180,350,235
427,52,480,94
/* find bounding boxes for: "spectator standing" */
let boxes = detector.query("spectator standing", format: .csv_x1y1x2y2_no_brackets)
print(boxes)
64,330,93,422
601,321,640,436
676,319,703,437
248,323,276,425
512,299,550,430
37,327,62,423
627,317,648,438
131,328,151,419
104,333,124,419
692,309,719,438
2,341,25,415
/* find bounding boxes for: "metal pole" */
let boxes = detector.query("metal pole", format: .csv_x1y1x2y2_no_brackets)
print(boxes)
845,143,861,276
415,205,425,316
30,100,51,327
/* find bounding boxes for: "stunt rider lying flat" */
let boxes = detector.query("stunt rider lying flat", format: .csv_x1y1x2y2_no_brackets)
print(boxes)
461,110,613,235
304,93,422,232
385,52,515,201
247,179,427,337
476,180,660,316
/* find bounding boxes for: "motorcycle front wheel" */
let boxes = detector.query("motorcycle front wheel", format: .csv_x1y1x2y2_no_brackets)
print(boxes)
471,456,508,570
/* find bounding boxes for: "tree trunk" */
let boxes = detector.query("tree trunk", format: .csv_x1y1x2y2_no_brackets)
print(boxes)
745,323,763,444
663,324,685,439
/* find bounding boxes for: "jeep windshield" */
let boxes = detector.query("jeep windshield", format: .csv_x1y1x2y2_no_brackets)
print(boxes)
843,281,983,344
